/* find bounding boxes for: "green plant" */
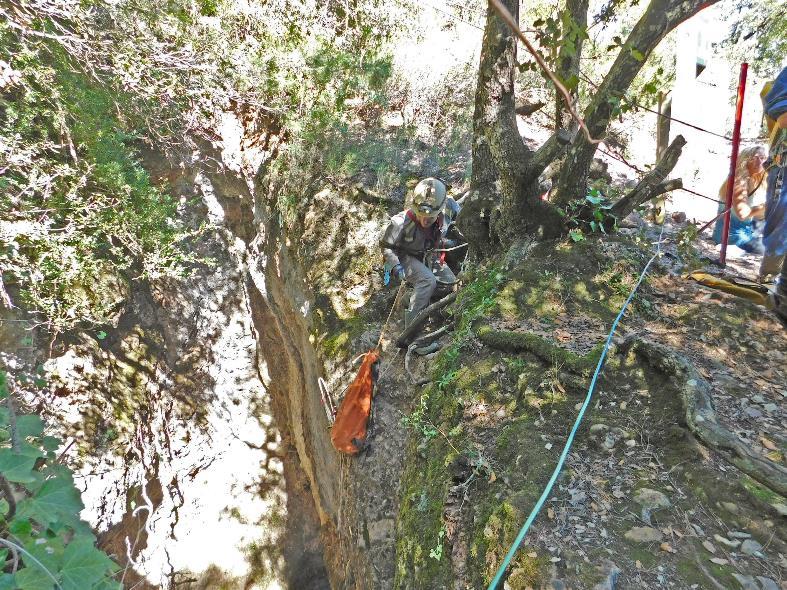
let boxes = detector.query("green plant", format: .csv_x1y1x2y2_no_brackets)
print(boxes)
558,187,618,238
429,523,447,561
0,371,120,589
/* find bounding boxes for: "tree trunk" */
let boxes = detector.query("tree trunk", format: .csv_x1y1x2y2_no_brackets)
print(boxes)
554,0,589,132
459,0,564,256
552,0,718,206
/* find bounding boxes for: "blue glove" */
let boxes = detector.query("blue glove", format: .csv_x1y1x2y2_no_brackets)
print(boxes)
383,263,405,286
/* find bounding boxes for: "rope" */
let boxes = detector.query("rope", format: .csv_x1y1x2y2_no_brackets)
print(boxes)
376,283,407,350
487,224,666,590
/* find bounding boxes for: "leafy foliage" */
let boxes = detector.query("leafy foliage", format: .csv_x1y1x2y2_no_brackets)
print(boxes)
0,22,199,333
0,371,120,589
558,188,618,239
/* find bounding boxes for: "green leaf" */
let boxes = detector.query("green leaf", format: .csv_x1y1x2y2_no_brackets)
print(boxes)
42,436,61,452
16,414,45,438
96,331,107,340
15,565,54,590
0,449,37,483
630,48,644,61
569,229,585,242
0,573,16,590
533,18,544,27
17,474,84,527
60,538,117,590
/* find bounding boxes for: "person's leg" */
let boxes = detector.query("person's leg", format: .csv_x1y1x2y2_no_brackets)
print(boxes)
400,256,436,314
759,254,785,282
432,262,457,299
774,255,787,322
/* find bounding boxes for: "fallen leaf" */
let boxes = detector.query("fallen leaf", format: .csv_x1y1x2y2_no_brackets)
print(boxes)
635,560,642,569
760,437,778,451
527,552,538,558
660,542,676,553
488,471,497,483
547,507,555,520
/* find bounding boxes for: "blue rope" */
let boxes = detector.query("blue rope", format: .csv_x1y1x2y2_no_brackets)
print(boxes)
487,230,664,590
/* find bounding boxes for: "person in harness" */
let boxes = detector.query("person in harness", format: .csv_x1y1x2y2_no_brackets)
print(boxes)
381,178,458,325
760,67,787,321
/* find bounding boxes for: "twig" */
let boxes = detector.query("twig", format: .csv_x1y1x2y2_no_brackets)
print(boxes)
0,474,16,523
488,0,601,145
6,388,20,454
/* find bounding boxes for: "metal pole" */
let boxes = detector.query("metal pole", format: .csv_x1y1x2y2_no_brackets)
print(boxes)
720,63,748,266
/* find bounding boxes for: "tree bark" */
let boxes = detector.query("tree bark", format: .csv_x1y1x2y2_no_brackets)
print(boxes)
553,0,719,207
610,135,686,219
554,0,589,132
459,0,527,256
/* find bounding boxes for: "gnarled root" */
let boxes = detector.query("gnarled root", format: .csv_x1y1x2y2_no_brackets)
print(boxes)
622,336,787,497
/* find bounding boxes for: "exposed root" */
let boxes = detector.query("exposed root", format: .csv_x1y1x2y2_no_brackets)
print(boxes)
476,326,603,375
622,336,787,498
395,292,457,347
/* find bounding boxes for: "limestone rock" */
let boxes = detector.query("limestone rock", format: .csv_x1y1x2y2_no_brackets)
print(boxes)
633,488,671,511
731,574,758,590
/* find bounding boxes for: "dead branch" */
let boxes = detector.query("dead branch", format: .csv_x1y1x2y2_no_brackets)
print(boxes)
0,474,16,523
396,292,457,348
610,135,687,219
623,336,787,498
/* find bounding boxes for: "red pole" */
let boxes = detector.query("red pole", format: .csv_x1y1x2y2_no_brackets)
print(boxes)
720,63,748,266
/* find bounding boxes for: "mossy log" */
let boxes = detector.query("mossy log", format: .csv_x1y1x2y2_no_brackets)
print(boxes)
623,336,787,498
476,325,603,375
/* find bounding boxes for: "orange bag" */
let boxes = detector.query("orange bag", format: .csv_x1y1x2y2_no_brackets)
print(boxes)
331,350,380,454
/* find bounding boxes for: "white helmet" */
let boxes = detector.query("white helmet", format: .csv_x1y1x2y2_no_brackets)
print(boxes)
412,178,447,217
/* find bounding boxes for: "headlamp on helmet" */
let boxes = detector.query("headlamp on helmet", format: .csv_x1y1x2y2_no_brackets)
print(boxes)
412,178,447,217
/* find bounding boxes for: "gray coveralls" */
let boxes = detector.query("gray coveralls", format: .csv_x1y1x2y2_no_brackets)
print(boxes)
381,210,456,314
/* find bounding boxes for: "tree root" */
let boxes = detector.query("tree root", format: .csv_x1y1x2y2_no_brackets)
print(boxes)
622,336,787,497
476,326,602,375
396,292,457,347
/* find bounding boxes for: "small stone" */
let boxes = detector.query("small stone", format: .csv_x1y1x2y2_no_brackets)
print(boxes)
740,539,763,556
702,540,716,554
590,423,610,434
744,407,763,418
633,488,671,511
602,433,617,450
625,438,637,447
756,577,779,590
728,531,751,539
763,403,778,413
709,557,728,565
624,527,663,543
721,502,740,515
713,534,740,549
772,503,787,517
731,574,758,590
751,394,766,404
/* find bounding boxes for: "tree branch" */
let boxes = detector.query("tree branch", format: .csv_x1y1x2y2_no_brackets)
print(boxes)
523,128,573,187
488,0,600,145
610,135,686,219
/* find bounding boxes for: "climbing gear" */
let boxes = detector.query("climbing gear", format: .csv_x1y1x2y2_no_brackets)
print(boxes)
412,178,448,216
330,350,380,454
318,377,337,423
686,271,770,307
330,284,407,455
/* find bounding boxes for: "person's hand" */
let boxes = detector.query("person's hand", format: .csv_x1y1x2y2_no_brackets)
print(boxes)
393,264,405,280
751,204,766,220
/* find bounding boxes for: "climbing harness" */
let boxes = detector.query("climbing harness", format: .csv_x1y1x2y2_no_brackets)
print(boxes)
487,226,666,590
